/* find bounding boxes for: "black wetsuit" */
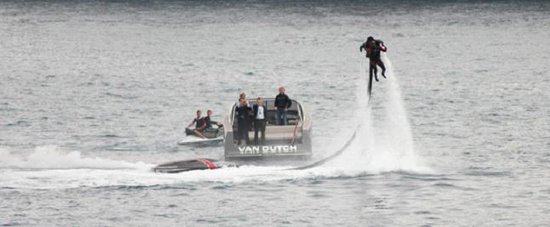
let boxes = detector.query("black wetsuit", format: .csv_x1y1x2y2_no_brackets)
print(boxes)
360,40,387,81
370,40,386,78
235,104,252,145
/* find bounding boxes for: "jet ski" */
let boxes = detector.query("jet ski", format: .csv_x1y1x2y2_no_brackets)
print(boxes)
177,126,224,146
153,159,237,173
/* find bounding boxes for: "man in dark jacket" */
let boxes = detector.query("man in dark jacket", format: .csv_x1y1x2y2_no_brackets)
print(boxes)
274,87,292,125
252,97,267,145
235,97,252,145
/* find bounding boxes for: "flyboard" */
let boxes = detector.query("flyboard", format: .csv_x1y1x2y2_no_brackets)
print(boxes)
153,159,237,173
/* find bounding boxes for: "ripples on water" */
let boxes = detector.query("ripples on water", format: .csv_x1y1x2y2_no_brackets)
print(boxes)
1,1,550,226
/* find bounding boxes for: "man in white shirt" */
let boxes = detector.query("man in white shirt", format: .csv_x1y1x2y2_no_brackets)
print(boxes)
253,97,267,145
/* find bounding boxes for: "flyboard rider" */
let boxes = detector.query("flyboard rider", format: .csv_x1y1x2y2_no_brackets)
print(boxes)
360,36,387,82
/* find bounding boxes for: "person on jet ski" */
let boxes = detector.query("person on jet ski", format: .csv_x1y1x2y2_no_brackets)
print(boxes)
360,36,387,82
186,110,207,139
204,110,222,128
201,109,223,139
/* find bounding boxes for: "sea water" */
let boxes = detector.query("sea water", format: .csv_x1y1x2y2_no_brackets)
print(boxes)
1,1,550,226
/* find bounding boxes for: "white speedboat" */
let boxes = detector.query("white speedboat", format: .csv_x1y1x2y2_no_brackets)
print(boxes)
222,98,312,160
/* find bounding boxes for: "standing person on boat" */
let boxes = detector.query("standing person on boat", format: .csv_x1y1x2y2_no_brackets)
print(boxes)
253,97,267,145
186,110,207,139
236,92,247,106
360,36,387,82
235,97,252,145
274,87,292,125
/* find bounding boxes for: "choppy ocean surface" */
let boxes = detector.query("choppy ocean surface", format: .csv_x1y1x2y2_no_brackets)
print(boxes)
1,1,549,226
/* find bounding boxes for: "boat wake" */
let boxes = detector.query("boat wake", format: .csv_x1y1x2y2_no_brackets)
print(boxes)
0,146,150,171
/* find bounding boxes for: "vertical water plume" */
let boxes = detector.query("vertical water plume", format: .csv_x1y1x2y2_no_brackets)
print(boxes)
326,54,427,174
373,54,421,172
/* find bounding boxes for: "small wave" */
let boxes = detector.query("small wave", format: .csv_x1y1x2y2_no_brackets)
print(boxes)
104,92,138,100
98,134,121,138
432,182,456,188
5,120,30,127
210,184,234,190
307,191,331,198
464,170,513,177
400,174,456,182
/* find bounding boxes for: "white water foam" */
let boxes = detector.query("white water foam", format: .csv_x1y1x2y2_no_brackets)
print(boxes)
322,54,430,174
0,145,151,170
0,146,356,189
0,146,302,189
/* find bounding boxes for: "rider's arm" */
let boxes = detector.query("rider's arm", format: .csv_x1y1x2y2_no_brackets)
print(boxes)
379,42,387,52
187,119,195,128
